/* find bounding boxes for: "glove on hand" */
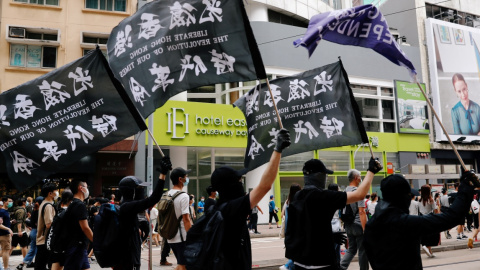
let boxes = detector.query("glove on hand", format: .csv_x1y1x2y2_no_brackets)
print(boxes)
367,157,383,174
333,231,347,246
461,169,480,188
156,156,173,175
274,128,291,153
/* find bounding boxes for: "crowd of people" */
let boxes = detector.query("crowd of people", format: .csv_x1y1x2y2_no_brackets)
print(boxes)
0,129,478,270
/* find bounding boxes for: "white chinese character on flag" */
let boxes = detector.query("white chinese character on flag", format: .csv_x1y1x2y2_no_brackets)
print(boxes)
91,115,118,137
11,151,40,175
68,67,93,96
294,120,319,143
264,84,284,108
0,105,11,128
64,125,94,151
129,77,150,106
114,25,133,57
211,50,235,75
199,0,223,23
139,13,163,40
320,116,344,138
287,79,310,103
248,135,264,160
36,140,68,162
14,95,38,120
179,55,207,82
150,63,175,92
313,71,333,96
38,80,71,111
169,2,197,29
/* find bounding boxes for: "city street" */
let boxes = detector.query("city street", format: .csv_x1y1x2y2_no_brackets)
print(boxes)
5,224,479,269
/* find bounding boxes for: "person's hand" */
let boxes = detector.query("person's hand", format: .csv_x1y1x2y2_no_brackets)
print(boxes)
461,169,480,188
156,156,172,175
367,157,382,174
9,229,13,236
274,128,291,153
333,231,347,245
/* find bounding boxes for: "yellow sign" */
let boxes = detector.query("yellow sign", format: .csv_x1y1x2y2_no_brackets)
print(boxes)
151,101,248,147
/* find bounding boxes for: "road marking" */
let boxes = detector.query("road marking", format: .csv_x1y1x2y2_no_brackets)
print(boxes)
424,259,480,268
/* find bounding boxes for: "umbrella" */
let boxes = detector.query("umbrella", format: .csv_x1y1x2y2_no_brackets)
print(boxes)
411,188,420,196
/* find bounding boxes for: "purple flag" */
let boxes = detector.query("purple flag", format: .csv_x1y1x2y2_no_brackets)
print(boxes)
294,4,416,77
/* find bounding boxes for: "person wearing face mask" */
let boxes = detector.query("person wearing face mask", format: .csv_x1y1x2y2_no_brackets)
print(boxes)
197,196,205,219
339,169,370,270
166,167,193,270
36,183,58,270
364,171,480,270
205,128,291,270
61,180,93,270
285,157,382,270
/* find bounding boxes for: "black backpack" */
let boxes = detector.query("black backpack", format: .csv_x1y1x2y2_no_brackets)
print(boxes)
93,203,122,268
340,203,356,225
184,203,226,270
46,204,71,253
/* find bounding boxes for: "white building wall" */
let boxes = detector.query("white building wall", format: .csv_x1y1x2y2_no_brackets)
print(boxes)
245,163,275,224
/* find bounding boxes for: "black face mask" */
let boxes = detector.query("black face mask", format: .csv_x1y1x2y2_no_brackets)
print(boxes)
133,187,146,201
304,172,327,189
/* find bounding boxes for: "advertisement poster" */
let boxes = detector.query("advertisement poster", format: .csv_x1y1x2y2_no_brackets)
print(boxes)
10,44,25,67
425,18,480,142
26,45,42,68
394,80,429,134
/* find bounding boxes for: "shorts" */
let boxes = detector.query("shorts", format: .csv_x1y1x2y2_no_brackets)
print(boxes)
170,242,187,265
50,251,65,266
63,244,90,270
474,213,479,229
12,232,29,248
0,234,12,251
269,212,279,223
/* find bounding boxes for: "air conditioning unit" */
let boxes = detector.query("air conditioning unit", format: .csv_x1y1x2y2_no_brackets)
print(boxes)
9,27,25,38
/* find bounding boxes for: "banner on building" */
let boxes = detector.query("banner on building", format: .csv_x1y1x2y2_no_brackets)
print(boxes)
425,18,480,142
107,0,266,119
294,4,416,78
234,61,368,171
0,49,146,191
394,80,429,134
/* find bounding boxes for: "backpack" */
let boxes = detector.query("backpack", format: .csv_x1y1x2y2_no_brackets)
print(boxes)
184,203,226,270
93,203,122,268
46,204,70,253
340,203,356,225
158,191,185,240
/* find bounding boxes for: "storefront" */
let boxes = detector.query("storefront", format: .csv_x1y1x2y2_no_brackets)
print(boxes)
141,100,431,224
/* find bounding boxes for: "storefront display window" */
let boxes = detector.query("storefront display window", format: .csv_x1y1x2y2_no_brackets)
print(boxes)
319,151,350,172
354,151,383,172
279,151,314,171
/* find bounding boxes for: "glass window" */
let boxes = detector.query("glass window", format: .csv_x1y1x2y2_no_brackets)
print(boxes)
197,149,212,176
86,0,126,12
386,152,400,172
187,98,216,104
214,148,244,171
364,121,380,132
280,151,314,171
382,100,394,120
356,97,379,118
383,122,395,133
371,176,384,198
10,45,56,68
318,151,350,171
354,151,382,172
14,0,58,5
188,85,215,93
351,84,377,95
381,87,393,97
337,176,350,191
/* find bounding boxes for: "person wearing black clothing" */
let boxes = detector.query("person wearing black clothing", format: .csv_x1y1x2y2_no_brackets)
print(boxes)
204,186,217,211
63,181,92,270
17,196,44,270
364,171,480,270
285,158,381,270
208,128,291,270
113,156,172,270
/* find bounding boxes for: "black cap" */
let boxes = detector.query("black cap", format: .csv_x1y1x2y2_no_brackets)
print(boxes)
211,167,248,191
119,176,150,189
380,174,411,202
35,196,44,204
170,167,192,182
303,159,334,175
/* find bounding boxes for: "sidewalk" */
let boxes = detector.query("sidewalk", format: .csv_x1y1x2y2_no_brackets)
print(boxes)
83,225,479,270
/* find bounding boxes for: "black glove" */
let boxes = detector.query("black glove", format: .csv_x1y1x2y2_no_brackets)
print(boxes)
274,128,291,153
367,157,382,174
156,156,172,175
461,169,480,188
333,231,347,246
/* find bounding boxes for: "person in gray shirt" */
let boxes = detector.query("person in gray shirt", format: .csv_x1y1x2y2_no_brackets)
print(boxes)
440,188,452,239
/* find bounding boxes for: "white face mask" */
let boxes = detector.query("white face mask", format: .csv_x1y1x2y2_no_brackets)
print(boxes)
54,191,59,200
82,187,90,199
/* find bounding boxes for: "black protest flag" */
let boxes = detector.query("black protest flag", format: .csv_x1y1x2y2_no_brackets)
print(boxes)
107,0,266,119
0,49,146,191
234,61,368,171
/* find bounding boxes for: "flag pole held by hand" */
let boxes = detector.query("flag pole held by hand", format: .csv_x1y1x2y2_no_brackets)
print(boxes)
414,76,467,171
146,128,165,157
266,78,284,129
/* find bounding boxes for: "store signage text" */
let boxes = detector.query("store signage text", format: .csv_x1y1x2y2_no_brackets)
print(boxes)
166,107,247,140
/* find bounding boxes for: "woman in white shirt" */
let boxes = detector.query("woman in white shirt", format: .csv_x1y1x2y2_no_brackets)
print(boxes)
418,185,439,258
367,193,378,218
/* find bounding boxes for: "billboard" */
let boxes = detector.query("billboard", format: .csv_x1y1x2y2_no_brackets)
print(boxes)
394,80,429,134
425,18,480,142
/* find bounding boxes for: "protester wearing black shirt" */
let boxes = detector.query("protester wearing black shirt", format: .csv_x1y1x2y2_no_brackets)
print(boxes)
63,181,92,270
204,186,217,211
112,156,172,270
209,128,291,270
364,171,480,270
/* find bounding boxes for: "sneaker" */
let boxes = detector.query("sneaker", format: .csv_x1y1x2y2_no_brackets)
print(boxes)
457,235,463,240
422,246,432,258
279,266,288,270
431,253,436,258
462,234,468,239
468,238,474,249
25,263,34,269
15,264,23,270
254,232,261,234
160,261,173,266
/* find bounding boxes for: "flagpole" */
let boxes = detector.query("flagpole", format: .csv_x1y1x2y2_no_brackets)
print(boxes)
146,128,165,157
367,142,375,159
265,78,284,129
414,79,467,171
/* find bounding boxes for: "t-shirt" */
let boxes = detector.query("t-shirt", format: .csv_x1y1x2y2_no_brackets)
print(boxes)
204,198,216,211
269,200,275,213
11,207,27,234
220,194,252,270
285,187,347,267
368,201,377,216
66,198,89,247
0,208,11,236
167,189,190,244
197,201,205,213
418,200,437,215
409,200,419,216
37,201,55,245
440,194,450,208
345,186,365,225
150,207,158,221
